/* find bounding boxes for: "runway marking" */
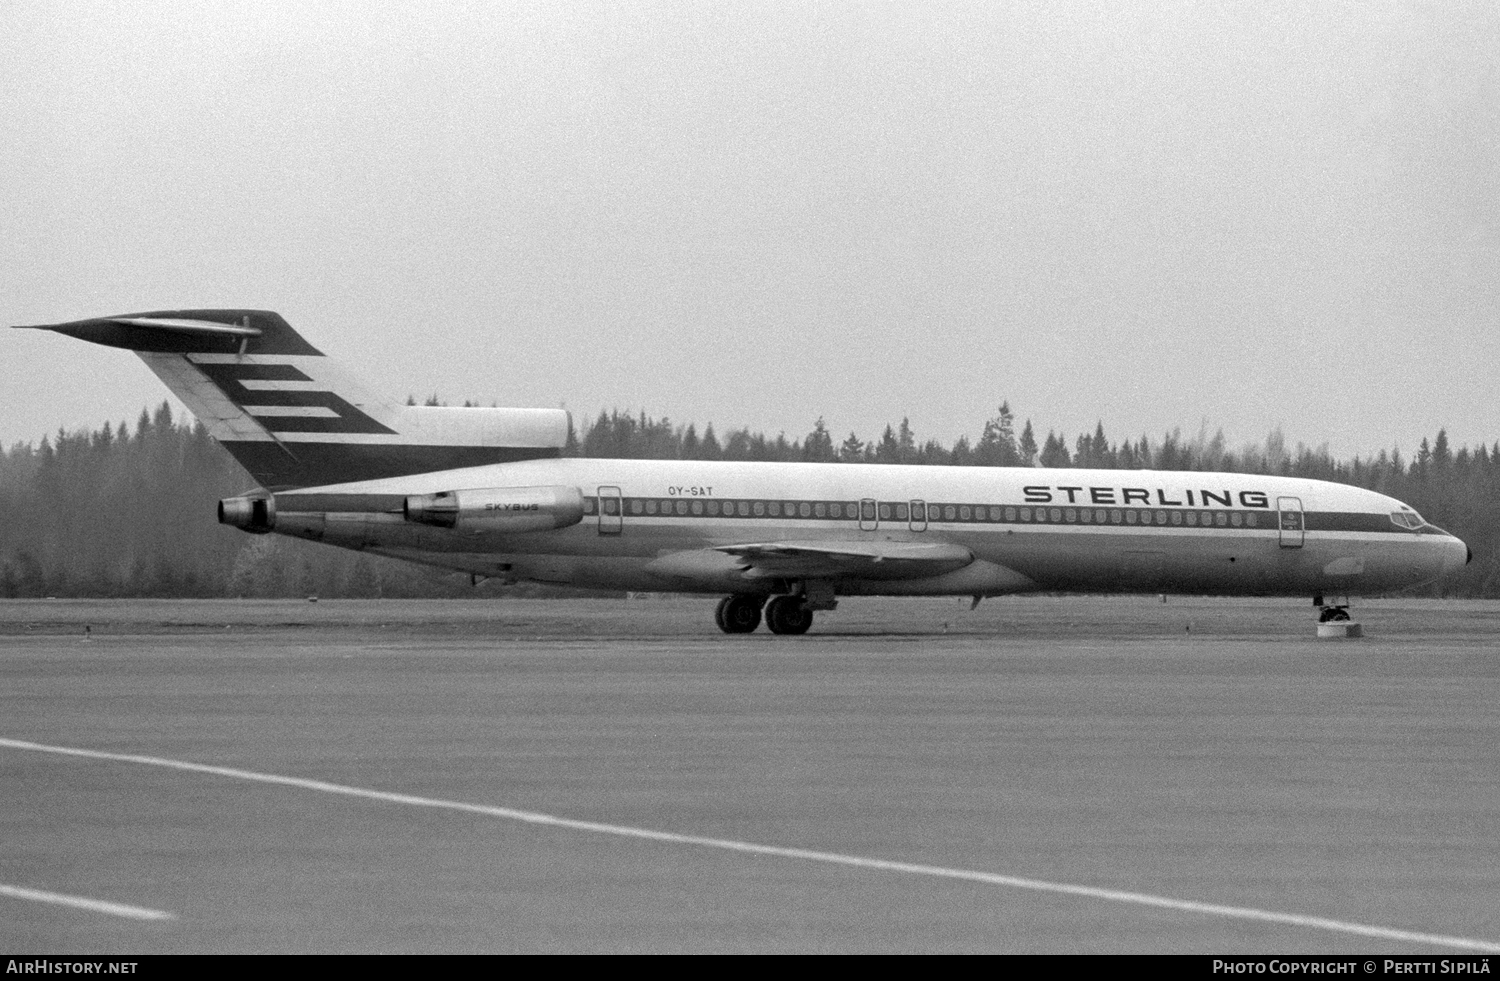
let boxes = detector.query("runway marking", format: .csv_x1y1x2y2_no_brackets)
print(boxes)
0,883,176,921
5,736,1499,953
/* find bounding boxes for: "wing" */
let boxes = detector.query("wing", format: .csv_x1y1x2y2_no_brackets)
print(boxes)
714,539,974,581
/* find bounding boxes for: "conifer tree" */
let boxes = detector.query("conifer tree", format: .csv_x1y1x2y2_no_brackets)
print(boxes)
897,418,916,464
1039,431,1071,467
803,417,835,462
1018,420,1038,466
700,424,723,461
2,401,1495,598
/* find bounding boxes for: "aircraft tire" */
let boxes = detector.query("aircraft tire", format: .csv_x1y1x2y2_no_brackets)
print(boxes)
765,596,813,635
714,597,731,632
720,595,762,634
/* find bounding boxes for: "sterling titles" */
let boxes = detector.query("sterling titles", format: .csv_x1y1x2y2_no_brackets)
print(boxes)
1021,484,1272,509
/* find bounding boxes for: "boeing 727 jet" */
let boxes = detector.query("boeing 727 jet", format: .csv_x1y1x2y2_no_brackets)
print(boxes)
17,310,1470,633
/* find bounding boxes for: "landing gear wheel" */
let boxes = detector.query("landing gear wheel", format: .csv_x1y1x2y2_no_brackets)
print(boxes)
765,595,813,635
1318,606,1352,623
718,595,763,634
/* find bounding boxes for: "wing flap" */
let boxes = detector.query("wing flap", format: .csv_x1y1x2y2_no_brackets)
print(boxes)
715,539,974,581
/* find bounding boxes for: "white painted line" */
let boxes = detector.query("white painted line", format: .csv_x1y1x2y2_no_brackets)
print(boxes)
5,735,1498,952
0,883,176,921
238,379,324,392
244,405,340,418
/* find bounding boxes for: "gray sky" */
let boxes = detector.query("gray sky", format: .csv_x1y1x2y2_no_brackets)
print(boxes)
3,1,1496,460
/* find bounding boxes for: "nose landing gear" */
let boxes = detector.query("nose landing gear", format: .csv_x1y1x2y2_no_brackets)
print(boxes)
1313,593,1362,637
1313,593,1352,623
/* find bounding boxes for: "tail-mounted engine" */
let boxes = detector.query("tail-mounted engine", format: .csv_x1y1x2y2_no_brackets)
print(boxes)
218,495,276,534
403,485,585,534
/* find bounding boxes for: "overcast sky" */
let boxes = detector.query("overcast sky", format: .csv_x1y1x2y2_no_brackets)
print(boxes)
3,1,1496,461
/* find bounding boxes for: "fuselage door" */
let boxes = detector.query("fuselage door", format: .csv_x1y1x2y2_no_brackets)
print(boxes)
859,498,879,532
598,485,623,536
1277,496,1304,548
909,499,927,533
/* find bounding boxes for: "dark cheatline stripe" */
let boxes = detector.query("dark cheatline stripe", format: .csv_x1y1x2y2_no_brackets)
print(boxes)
223,442,561,490
590,496,1278,529
583,496,1433,536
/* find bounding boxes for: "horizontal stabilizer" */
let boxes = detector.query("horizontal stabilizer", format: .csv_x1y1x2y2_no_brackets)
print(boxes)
13,310,320,356
110,316,263,338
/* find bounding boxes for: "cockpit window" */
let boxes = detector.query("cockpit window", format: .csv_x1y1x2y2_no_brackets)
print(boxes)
1390,511,1425,530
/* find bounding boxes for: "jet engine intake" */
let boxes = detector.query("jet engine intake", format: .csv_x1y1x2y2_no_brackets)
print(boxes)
218,495,276,534
403,485,585,533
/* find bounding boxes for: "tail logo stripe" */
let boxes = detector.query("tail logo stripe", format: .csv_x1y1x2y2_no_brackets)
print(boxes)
239,379,325,392
193,362,397,436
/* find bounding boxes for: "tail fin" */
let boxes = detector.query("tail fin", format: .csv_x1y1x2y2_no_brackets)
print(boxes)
15,310,568,490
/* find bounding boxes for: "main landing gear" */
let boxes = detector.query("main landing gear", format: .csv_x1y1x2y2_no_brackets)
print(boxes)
714,595,815,635
765,596,814,635
715,595,764,634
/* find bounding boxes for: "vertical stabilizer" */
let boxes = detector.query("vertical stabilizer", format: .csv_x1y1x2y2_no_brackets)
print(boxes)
16,310,568,489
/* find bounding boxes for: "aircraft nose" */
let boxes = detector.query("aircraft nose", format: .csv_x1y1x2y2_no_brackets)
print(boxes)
1443,536,1470,576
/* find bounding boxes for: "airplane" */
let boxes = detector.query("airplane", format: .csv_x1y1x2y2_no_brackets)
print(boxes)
15,310,1471,634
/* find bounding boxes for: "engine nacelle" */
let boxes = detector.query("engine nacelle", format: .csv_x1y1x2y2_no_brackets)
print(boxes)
403,485,585,534
219,495,276,534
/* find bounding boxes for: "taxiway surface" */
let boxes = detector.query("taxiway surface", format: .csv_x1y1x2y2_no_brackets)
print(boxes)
2,596,1497,953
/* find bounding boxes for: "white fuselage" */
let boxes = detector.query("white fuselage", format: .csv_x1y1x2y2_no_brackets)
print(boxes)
265,458,1467,599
